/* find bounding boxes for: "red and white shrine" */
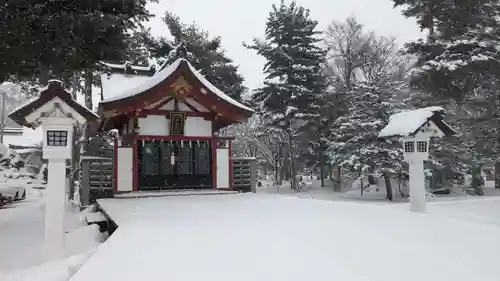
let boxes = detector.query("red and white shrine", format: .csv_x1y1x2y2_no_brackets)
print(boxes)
98,59,253,192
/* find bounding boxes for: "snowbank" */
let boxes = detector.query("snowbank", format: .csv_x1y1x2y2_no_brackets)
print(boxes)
66,224,107,256
1,250,96,281
0,200,106,280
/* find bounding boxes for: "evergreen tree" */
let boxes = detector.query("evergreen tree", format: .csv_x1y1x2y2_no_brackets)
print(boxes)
245,0,327,190
326,33,409,199
143,12,247,101
0,0,156,85
395,0,500,189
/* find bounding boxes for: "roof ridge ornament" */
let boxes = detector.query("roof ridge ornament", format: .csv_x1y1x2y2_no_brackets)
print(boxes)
48,79,64,89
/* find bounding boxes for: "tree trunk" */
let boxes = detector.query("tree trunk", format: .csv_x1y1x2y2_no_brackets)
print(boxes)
274,159,280,186
359,175,364,196
383,171,393,201
319,157,325,187
287,131,297,191
495,162,500,189
334,166,342,192
84,70,93,110
39,64,50,86
471,165,484,195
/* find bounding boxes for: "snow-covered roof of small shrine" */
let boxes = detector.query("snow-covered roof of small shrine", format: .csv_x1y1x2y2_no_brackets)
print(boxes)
99,58,253,112
8,80,99,128
378,106,455,138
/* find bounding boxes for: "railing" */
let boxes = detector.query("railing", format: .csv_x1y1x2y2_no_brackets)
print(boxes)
232,157,257,193
81,155,114,204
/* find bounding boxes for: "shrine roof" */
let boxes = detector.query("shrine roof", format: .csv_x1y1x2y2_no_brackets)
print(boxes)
8,80,99,128
378,106,456,138
98,58,254,113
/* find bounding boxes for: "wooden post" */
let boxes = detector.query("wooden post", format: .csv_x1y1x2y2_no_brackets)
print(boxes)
250,158,257,193
80,160,90,206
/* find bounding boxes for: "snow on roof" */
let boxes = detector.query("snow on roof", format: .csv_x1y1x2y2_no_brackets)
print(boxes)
10,83,99,120
100,73,152,102
100,61,153,72
100,58,254,112
1,127,43,148
378,106,444,138
100,59,183,103
186,62,254,112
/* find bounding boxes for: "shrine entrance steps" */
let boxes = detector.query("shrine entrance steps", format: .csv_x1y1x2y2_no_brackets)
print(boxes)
114,189,238,199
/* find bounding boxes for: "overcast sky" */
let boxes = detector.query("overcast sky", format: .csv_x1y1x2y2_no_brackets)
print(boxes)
145,0,423,90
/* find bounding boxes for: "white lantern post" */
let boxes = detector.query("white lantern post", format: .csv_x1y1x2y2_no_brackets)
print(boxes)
402,129,431,213
378,107,455,213
8,80,99,259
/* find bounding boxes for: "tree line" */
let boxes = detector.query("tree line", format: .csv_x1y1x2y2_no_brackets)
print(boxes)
233,0,500,197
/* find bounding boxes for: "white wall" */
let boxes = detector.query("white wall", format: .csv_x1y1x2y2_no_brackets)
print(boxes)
161,100,175,110
117,147,133,192
138,115,169,136
216,148,230,189
185,117,212,137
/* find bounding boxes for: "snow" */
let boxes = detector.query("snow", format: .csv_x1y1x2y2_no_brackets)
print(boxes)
85,212,106,223
100,61,153,72
100,58,254,112
0,186,106,280
1,127,43,149
70,194,500,281
100,59,183,103
100,73,151,101
378,106,444,137
1,250,96,281
186,62,254,112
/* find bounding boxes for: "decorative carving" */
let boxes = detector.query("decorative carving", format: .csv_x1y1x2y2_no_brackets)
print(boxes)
216,140,227,148
169,112,187,136
171,76,193,97
40,102,73,120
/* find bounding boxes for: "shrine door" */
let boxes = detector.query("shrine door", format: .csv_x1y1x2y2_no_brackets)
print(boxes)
138,140,212,190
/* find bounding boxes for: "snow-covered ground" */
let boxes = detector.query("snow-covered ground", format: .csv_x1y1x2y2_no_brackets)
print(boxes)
0,187,106,281
67,193,500,281
3,183,500,281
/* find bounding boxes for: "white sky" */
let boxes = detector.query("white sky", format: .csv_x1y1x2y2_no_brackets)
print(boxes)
146,0,423,90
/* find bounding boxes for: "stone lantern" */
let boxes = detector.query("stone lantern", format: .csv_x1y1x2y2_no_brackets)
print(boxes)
378,107,455,213
8,80,99,259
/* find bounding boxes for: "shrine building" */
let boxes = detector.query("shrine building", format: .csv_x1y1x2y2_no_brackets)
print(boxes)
98,59,254,192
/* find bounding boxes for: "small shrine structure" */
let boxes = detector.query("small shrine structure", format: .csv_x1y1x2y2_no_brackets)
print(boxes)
8,80,99,258
99,58,254,193
378,106,455,212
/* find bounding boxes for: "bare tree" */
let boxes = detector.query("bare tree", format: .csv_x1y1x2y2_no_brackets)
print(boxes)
359,36,411,89
324,16,372,90
230,114,288,186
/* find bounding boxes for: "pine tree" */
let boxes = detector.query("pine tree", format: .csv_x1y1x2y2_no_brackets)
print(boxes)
143,12,247,101
0,0,156,85
395,0,500,189
326,33,409,199
245,0,327,190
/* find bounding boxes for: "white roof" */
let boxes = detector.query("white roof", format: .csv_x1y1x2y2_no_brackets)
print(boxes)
1,126,43,148
99,59,254,112
186,62,254,112
378,106,444,138
100,73,151,102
